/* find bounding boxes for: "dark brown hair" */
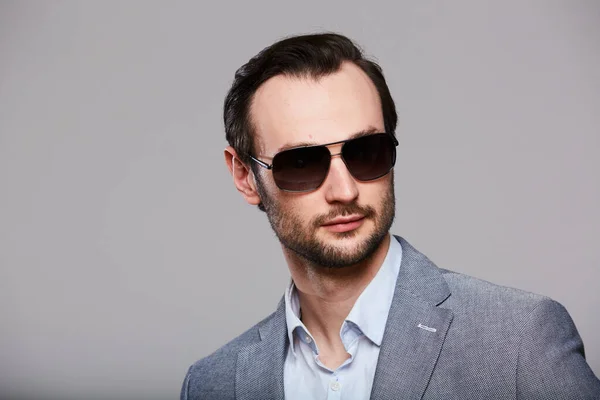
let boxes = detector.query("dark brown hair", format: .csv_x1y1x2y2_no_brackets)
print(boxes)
223,32,398,167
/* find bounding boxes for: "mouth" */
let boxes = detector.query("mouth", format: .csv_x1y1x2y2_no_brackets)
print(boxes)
321,215,365,233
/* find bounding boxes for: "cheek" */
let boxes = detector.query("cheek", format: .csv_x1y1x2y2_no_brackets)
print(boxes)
360,180,385,198
257,171,282,201
360,180,393,207
280,192,322,219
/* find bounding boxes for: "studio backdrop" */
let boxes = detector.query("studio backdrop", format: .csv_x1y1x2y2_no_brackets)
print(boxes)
1,1,598,399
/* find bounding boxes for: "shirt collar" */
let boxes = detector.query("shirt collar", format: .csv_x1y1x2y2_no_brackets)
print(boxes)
345,234,402,346
284,234,403,352
284,279,308,355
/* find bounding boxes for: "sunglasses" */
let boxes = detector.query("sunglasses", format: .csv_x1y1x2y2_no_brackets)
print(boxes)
249,132,398,192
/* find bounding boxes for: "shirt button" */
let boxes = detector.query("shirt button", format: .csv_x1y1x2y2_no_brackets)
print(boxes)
305,336,312,343
330,381,341,391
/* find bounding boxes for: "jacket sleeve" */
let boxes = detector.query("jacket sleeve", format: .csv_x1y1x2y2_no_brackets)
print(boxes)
516,298,600,399
180,365,192,400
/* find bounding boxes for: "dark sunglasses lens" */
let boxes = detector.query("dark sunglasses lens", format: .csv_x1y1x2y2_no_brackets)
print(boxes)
272,146,330,191
343,134,396,181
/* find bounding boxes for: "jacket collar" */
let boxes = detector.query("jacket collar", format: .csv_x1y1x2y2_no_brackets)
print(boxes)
235,297,287,400
235,236,453,400
369,236,453,399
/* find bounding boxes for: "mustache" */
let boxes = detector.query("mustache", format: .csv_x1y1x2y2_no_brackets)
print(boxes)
313,203,376,227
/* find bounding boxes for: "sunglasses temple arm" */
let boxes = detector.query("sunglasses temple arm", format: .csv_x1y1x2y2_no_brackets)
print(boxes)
249,155,273,170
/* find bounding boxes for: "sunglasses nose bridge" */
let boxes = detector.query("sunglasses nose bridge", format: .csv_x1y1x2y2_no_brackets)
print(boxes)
321,151,360,202
327,143,345,165
329,152,347,172
327,151,356,182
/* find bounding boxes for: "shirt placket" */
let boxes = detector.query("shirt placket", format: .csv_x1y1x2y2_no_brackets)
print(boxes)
326,371,343,400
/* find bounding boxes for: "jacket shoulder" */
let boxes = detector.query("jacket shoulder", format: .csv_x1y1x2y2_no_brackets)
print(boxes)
439,267,553,313
181,310,279,400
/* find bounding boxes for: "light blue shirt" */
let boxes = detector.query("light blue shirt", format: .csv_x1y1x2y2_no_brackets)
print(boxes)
283,235,403,400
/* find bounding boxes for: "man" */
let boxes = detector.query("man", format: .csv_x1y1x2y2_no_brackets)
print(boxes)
181,33,600,399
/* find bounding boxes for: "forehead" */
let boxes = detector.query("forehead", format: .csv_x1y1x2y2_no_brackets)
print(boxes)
250,62,384,155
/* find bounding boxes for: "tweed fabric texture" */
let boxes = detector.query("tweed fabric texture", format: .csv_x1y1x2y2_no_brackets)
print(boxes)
181,236,600,399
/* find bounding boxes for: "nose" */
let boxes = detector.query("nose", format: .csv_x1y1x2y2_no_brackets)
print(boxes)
322,153,359,204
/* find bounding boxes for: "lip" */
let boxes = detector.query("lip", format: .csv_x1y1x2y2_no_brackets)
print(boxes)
322,215,364,226
321,215,365,233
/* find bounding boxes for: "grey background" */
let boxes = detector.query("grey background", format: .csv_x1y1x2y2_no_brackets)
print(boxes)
1,1,598,399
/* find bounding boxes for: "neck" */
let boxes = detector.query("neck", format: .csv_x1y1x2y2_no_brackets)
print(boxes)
284,233,391,349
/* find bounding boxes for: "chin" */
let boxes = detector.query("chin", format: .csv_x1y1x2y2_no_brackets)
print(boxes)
318,237,382,268
318,229,376,254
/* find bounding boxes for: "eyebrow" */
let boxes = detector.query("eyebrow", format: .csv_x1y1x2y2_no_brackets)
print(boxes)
275,126,382,153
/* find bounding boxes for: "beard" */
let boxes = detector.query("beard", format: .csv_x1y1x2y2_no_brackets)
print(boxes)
255,174,396,269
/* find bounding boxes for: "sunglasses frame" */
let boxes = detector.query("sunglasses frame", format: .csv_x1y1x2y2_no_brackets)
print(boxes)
248,132,399,192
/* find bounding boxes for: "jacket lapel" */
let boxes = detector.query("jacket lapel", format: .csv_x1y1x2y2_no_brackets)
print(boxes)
234,237,453,400
235,298,287,400
370,237,454,400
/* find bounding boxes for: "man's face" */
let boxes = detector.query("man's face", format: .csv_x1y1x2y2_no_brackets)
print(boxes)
250,62,395,268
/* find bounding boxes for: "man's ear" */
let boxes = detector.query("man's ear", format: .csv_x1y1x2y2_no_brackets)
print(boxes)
224,146,261,206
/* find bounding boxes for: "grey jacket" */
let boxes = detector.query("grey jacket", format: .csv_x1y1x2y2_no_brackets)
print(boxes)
181,236,600,399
